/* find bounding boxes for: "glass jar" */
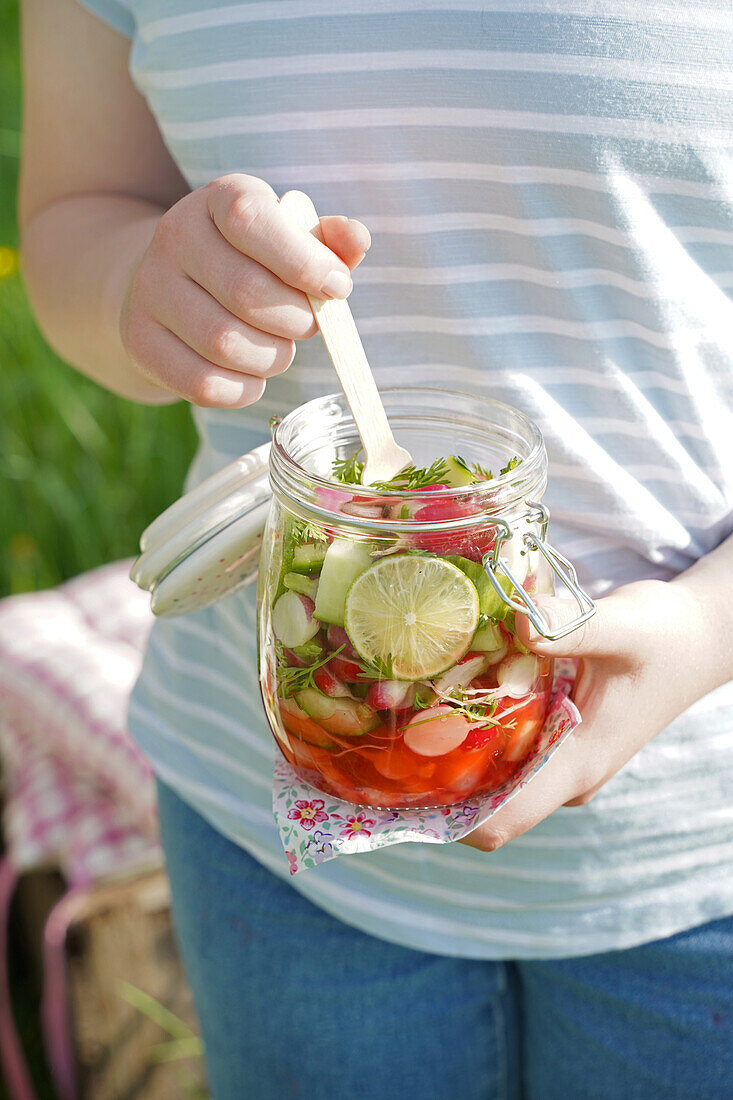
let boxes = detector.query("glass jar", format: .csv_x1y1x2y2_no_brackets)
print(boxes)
257,388,594,809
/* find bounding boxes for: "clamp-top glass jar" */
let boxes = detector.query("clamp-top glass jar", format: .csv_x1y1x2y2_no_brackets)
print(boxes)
258,388,594,809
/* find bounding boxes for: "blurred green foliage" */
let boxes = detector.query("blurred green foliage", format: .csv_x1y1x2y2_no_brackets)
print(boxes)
0,0,197,598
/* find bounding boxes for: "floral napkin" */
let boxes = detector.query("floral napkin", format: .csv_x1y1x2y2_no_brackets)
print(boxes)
273,659,580,873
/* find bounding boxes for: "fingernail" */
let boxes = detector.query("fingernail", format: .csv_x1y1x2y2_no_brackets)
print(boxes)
350,220,371,251
320,270,353,299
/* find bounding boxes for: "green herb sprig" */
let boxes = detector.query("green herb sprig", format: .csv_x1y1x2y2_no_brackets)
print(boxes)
372,458,450,491
275,643,344,698
331,448,521,490
290,518,328,545
430,688,516,731
356,652,396,680
471,461,494,481
500,456,520,476
331,450,364,485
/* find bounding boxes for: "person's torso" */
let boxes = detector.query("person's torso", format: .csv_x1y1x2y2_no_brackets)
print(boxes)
119,0,733,957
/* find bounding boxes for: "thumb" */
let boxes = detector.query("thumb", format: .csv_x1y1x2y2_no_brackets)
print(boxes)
319,215,372,269
515,595,620,659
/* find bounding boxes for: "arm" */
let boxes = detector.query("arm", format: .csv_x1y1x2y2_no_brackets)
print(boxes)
461,530,733,852
19,0,370,405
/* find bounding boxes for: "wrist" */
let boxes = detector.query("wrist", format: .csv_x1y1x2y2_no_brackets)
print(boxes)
101,208,176,404
670,560,733,693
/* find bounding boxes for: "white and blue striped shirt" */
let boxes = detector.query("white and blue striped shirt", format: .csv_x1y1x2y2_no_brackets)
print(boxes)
81,0,733,957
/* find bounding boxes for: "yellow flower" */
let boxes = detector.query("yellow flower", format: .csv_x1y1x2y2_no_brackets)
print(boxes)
0,246,19,279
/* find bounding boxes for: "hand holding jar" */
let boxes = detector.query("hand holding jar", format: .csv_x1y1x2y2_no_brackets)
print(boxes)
460,548,733,852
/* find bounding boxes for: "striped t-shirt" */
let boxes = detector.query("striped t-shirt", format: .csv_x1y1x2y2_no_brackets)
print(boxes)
80,0,733,958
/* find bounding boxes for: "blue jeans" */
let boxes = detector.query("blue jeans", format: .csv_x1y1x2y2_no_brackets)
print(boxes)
156,778,733,1100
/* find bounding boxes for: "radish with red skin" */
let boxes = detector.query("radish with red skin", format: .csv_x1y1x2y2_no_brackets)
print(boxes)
327,652,373,683
313,666,352,698
366,680,415,711
461,724,506,752
341,498,393,520
326,625,360,660
413,498,477,524
496,654,540,697
272,592,320,648
411,520,496,560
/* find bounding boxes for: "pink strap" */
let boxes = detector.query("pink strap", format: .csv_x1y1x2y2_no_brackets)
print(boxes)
41,888,87,1100
0,855,38,1100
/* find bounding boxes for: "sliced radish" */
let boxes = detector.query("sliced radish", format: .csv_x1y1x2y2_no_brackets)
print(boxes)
403,705,473,757
326,625,360,660
503,718,540,762
413,498,477,523
284,647,308,668
496,654,540,697
328,653,368,682
366,679,416,711
440,746,492,792
501,693,547,761
272,592,320,647
313,666,352,698
369,746,417,780
461,725,505,752
341,497,392,520
432,653,490,695
316,485,351,509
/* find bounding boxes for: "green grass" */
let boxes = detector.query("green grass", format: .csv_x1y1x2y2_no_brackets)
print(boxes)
1,5,198,1094
0,0,197,598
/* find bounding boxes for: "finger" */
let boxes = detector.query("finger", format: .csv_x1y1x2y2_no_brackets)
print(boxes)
182,214,317,340
515,594,627,660
128,319,266,408
319,215,372,268
458,731,588,852
154,272,295,378
207,177,353,299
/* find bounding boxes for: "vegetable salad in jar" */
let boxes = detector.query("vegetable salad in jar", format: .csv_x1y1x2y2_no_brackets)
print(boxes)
261,449,554,809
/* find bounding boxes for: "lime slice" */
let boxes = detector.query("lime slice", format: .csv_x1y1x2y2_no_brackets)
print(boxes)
344,556,480,681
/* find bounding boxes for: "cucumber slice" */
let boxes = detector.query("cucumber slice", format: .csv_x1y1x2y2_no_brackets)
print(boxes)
283,572,319,600
313,538,374,626
443,455,476,488
445,555,513,622
291,542,328,575
296,688,379,736
470,622,508,659
279,696,334,747
275,514,299,598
